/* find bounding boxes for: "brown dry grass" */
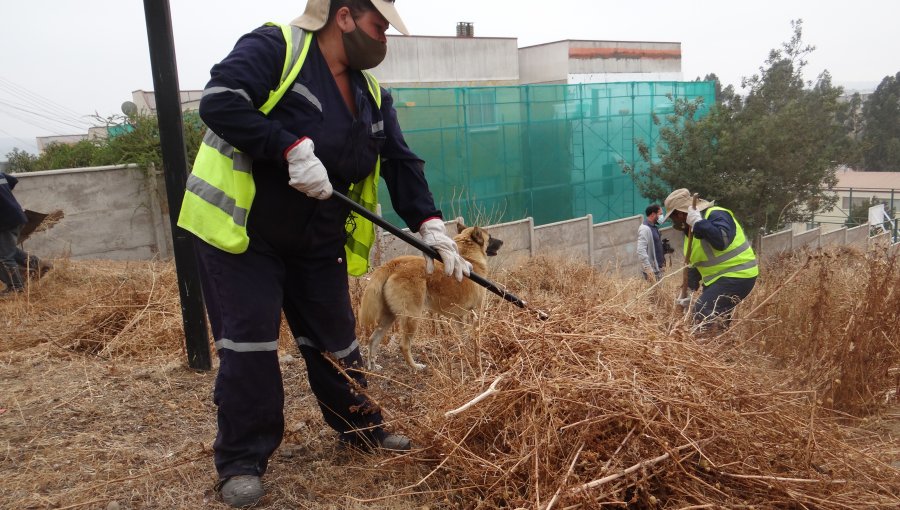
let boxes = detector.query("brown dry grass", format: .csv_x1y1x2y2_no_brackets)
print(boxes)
1,249,898,509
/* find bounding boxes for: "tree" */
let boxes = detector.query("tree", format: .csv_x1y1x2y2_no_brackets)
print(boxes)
5,148,40,173
861,72,900,171
4,111,206,173
624,20,854,238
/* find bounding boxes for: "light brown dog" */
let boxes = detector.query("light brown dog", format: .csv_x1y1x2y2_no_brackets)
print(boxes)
359,222,503,370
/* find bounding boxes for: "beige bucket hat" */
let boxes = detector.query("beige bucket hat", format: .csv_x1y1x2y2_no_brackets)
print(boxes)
662,188,714,223
291,0,410,36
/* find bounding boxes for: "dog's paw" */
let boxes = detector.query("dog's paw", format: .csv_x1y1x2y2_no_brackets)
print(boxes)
412,362,427,371
367,361,383,371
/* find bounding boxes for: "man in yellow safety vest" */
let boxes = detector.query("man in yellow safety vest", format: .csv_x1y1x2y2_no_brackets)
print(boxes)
177,1,471,506
663,188,759,333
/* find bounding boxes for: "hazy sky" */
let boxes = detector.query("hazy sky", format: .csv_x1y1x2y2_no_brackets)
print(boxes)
1,0,897,155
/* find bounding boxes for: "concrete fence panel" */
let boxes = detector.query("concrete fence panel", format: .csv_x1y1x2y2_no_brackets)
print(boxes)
591,215,642,276
820,227,846,248
481,218,533,270
793,227,821,250
869,231,891,251
534,216,592,264
13,165,169,260
760,229,792,257
846,225,868,249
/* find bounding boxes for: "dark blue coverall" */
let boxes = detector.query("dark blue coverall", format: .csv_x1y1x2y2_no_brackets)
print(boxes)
0,172,29,291
194,25,442,480
687,209,757,327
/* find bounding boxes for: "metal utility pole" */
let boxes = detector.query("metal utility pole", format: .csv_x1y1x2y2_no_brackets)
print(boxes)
143,0,211,370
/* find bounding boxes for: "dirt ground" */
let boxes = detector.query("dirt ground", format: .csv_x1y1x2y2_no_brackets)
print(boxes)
2,255,899,509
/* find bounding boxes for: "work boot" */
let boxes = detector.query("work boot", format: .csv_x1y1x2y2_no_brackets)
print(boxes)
377,433,412,451
338,431,412,452
219,475,264,508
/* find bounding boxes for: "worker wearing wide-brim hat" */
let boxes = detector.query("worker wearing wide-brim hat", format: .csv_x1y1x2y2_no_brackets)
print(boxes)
177,0,472,506
663,188,759,332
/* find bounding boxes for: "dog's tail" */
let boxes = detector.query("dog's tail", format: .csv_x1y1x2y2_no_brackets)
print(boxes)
358,265,391,331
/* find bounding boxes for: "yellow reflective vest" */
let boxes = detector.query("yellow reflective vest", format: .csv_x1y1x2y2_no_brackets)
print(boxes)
177,23,382,276
685,206,759,286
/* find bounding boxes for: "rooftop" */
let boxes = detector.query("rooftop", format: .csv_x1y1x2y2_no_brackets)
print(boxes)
834,169,900,190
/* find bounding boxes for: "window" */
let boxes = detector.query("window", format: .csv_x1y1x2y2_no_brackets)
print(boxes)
466,89,497,128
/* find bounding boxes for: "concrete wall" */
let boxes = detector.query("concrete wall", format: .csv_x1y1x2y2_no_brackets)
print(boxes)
592,215,642,276
847,224,869,248
12,165,898,277
760,229,792,256
535,216,593,264
374,36,520,87
820,227,846,248
12,165,171,260
758,223,897,259
793,227,820,250
375,214,642,276
566,40,682,75
518,40,682,86
518,41,570,85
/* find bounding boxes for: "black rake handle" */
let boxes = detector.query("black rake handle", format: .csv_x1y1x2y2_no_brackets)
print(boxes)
332,191,549,321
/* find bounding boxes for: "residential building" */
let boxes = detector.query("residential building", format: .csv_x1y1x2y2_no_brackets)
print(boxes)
810,169,900,232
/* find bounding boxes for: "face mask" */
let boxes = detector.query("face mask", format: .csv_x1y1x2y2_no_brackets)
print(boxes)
342,20,387,70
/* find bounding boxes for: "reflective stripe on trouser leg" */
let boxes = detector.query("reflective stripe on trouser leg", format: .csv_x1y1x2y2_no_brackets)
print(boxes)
193,237,286,478
281,254,384,444
297,344,384,445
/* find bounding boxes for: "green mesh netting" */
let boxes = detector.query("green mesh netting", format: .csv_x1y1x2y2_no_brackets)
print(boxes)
380,81,714,227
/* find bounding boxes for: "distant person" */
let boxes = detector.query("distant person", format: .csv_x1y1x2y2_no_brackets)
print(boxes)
664,188,758,332
175,0,470,507
637,204,665,282
0,171,51,294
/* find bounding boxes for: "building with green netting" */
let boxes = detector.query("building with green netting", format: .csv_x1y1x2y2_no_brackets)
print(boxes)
372,32,715,227
379,80,714,227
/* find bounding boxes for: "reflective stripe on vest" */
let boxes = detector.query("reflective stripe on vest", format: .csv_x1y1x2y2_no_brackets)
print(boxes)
177,23,312,254
178,23,383,271
685,206,759,286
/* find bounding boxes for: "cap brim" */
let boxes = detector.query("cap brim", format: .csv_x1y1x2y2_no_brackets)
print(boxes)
661,199,713,224
372,0,409,35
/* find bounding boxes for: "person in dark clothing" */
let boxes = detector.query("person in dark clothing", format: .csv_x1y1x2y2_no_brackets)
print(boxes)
663,188,758,333
176,1,471,506
0,172,50,294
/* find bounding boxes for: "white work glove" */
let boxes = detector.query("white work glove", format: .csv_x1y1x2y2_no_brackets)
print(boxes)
285,138,332,200
674,296,692,308
418,218,472,282
686,206,703,227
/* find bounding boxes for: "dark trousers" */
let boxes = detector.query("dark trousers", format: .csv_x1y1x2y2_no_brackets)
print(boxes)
194,237,385,480
0,225,25,290
693,276,756,330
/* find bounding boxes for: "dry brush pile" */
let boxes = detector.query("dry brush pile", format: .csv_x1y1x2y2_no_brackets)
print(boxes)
1,249,898,509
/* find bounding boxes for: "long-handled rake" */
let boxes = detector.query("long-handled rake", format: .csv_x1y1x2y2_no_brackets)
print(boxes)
332,191,549,321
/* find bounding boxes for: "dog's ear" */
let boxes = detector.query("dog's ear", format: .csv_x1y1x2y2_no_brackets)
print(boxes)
469,227,486,247
456,217,467,234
